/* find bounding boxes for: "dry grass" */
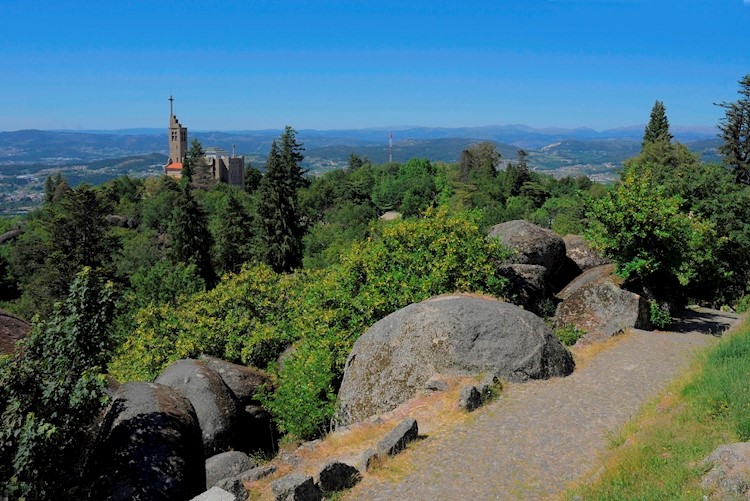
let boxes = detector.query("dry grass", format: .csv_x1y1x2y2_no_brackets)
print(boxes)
244,374,482,499
569,329,631,369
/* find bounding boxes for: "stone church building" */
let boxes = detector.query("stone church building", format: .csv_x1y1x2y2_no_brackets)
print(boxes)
164,96,244,186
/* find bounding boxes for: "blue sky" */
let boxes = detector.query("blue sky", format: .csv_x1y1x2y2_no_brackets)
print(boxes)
1,0,748,131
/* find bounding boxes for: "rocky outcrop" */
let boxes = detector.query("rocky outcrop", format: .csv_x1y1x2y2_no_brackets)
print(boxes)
701,443,750,499
316,461,362,493
206,451,256,489
0,228,22,244
488,220,566,275
337,295,574,425
0,309,31,355
556,264,616,301
199,355,277,452
555,267,651,343
497,264,550,313
106,214,138,228
156,359,242,457
563,234,610,272
88,382,205,501
271,473,322,501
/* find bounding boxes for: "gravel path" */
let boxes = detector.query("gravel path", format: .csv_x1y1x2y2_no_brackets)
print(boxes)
346,309,740,501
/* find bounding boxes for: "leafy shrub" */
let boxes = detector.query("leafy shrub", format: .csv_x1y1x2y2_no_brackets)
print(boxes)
110,208,511,440
0,268,116,499
735,294,750,313
553,324,586,346
649,300,672,329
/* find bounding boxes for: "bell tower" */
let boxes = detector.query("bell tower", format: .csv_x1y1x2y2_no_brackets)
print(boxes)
168,95,187,165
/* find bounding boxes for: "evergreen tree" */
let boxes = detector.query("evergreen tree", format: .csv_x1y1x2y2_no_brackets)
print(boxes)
244,164,262,194
213,191,257,274
181,139,206,184
718,74,750,184
279,126,308,191
257,140,303,273
168,183,215,284
507,149,531,196
643,100,673,147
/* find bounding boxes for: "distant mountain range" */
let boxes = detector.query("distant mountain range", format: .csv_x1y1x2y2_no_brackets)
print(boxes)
0,124,723,183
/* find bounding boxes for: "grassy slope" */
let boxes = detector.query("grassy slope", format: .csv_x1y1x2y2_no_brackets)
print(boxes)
566,315,750,500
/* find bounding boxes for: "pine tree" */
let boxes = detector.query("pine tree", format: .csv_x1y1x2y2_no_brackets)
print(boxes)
718,75,750,184
168,183,215,284
213,191,257,274
257,140,303,273
643,100,673,147
279,126,308,191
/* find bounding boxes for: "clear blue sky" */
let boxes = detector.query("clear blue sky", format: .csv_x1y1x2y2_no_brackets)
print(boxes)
1,0,748,131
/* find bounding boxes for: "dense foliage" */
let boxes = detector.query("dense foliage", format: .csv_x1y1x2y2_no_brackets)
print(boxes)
2,80,750,467
0,269,116,499
110,208,511,438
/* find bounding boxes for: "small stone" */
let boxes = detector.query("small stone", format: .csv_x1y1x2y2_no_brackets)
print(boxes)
458,385,482,412
317,461,362,492
377,418,419,457
271,473,321,501
424,378,448,392
239,464,277,482
214,477,248,501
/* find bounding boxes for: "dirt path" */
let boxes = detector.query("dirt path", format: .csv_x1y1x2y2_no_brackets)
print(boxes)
345,308,740,501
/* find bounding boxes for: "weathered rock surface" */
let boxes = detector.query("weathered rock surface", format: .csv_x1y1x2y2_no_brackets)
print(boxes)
556,264,616,301
199,355,278,452
88,382,205,501
701,443,750,499
0,309,31,355
156,359,242,456
0,228,22,244
316,461,362,492
459,373,501,412
563,234,610,272
206,451,256,488
271,473,322,501
497,264,550,312
106,214,138,228
555,269,651,343
378,418,419,456
190,486,239,501
488,220,566,275
337,295,574,425
199,355,273,407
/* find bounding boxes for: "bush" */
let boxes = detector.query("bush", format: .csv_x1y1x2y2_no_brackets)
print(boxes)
649,300,672,329
0,268,116,499
111,208,511,440
553,324,586,346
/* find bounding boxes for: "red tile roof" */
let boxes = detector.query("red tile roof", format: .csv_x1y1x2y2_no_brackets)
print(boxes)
165,162,183,171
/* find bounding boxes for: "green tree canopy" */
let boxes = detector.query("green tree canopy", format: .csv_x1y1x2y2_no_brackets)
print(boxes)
718,74,750,184
643,100,673,147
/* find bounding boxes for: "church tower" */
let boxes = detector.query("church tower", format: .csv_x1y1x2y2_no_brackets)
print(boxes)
165,95,188,177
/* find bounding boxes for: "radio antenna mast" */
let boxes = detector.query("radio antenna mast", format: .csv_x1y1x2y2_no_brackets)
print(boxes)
389,131,393,163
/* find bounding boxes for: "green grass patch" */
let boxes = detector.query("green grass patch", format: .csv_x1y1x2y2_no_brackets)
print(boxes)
565,316,749,500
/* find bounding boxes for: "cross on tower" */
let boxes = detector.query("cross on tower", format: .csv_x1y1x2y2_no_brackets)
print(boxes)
169,95,174,117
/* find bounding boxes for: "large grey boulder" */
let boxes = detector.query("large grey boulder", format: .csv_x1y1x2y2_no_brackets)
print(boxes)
206,451,256,488
156,359,242,456
199,355,278,452
199,355,273,407
556,264,616,301
337,295,574,425
497,263,551,313
563,234,610,272
555,268,651,343
701,443,750,499
488,220,566,275
88,382,205,501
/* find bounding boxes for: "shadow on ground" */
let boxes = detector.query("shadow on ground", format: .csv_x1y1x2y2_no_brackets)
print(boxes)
669,307,741,337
